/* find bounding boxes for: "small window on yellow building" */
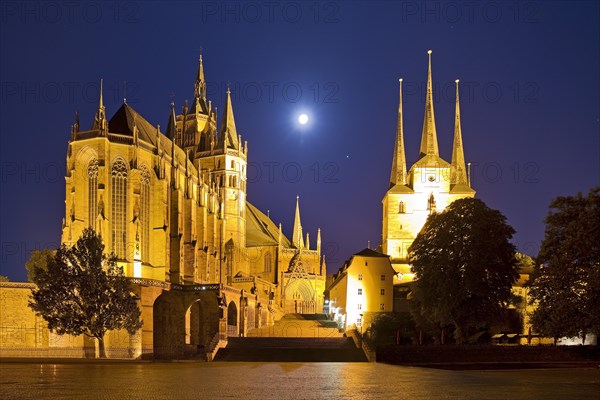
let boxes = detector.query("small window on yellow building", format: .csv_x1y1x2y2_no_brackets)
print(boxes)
380,289,385,295
357,304,362,311
358,288,363,295
381,274,386,281
358,274,363,281
380,303,385,311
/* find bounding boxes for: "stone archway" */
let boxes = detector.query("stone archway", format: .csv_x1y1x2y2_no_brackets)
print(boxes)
227,301,238,337
153,293,184,359
285,279,316,314
184,300,208,358
152,289,221,359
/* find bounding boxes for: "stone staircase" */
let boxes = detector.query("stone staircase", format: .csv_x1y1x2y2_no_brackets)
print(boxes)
214,314,367,362
246,313,342,338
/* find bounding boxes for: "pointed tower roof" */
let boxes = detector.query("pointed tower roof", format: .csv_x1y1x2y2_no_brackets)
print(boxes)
190,52,209,114
292,196,304,249
196,54,205,96
450,80,475,194
218,87,240,149
390,78,408,189
419,50,439,158
451,80,467,185
92,79,106,130
166,102,177,140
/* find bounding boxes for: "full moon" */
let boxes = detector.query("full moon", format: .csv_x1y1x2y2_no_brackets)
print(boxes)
298,114,309,125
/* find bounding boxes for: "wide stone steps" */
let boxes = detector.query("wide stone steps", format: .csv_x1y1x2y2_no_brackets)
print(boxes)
214,337,367,362
246,313,343,338
225,337,356,349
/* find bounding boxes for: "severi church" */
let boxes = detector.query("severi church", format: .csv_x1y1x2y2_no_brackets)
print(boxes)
381,50,475,285
59,54,326,357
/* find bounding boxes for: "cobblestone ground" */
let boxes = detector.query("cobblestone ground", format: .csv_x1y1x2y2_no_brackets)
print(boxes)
0,362,598,400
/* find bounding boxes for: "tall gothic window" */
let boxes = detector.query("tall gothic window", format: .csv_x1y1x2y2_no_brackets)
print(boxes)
140,166,150,264
88,159,99,229
111,159,128,259
264,251,272,272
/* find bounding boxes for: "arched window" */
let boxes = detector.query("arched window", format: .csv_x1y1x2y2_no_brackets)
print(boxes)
264,251,272,272
111,159,128,259
140,166,150,264
88,159,98,229
398,201,405,213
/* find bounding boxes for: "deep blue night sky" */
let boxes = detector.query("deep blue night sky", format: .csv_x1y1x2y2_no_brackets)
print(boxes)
1,1,599,281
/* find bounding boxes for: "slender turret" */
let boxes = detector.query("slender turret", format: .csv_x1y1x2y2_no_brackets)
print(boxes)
92,79,106,131
390,78,407,187
292,196,304,249
419,50,439,158
451,79,468,185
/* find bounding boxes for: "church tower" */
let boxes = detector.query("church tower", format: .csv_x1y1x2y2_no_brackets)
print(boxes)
175,53,213,159
381,51,475,284
195,84,249,280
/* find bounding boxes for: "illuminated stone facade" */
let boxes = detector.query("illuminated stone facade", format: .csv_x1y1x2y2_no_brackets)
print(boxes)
328,249,396,332
381,51,475,284
0,55,326,359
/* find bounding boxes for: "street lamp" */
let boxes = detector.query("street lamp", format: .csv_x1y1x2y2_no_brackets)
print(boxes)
359,313,364,336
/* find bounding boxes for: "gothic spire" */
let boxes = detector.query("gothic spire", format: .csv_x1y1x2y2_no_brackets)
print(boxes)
317,228,321,256
292,195,304,249
166,102,177,141
390,78,407,187
419,50,439,157
194,52,207,101
92,79,106,131
451,79,468,185
218,87,239,149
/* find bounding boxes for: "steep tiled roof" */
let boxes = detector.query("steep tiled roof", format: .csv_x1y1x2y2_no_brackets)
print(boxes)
108,103,158,146
246,202,291,247
353,248,390,258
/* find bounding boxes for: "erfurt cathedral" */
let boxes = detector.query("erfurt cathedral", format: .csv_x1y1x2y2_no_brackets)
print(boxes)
62,54,326,358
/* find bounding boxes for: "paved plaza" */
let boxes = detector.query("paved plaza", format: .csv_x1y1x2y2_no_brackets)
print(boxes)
1,362,598,400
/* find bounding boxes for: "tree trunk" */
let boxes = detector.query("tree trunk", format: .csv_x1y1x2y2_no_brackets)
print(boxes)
454,324,464,345
98,336,106,358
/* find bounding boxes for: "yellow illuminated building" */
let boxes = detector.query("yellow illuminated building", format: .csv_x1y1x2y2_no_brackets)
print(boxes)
381,51,475,284
328,249,396,332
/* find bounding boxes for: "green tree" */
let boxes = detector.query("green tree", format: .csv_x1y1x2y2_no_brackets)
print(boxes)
408,198,519,344
25,249,54,282
365,313,416,347
29,228,143,358
529,187,600,344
